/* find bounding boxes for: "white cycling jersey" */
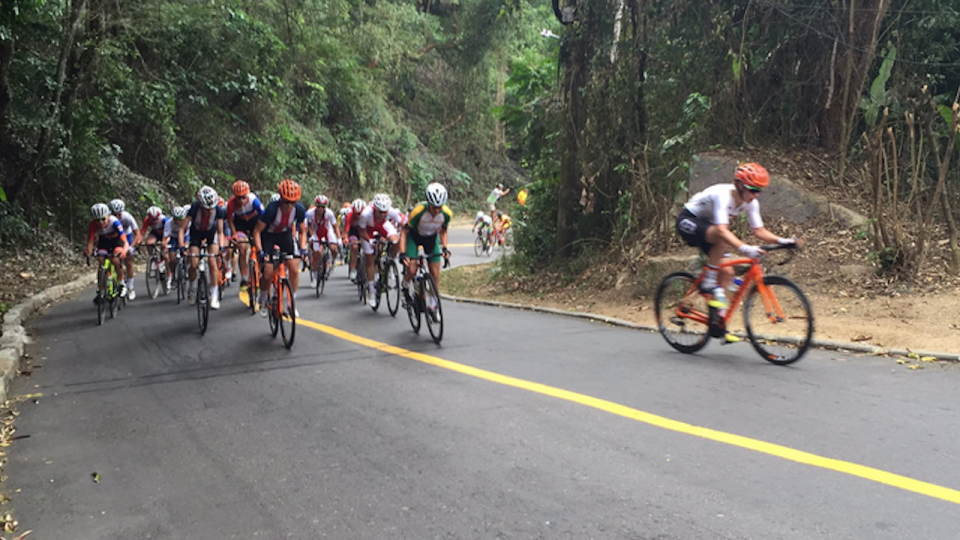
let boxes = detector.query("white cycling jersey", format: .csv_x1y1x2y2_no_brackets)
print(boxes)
306,206,338,246
684,183,763,228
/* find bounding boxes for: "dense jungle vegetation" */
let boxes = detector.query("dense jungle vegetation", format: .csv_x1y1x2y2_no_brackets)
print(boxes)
1,0,960,277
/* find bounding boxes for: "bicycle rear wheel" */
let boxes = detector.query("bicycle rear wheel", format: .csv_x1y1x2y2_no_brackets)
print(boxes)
654,272,710,354
279,279,296,348
356,261,367,303
146,256,160,299
384,260,400,317
97,269,107,325
743,276,814,365
317,251,329,297
197,277,210,335
422,273,443,343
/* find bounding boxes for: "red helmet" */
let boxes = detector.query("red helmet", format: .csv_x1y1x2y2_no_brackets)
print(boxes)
315,194,329,207
734,162,770,190
278,179,302,202
232,180,250,197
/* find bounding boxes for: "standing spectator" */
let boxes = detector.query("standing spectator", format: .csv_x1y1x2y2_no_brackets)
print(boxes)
486,182,510,217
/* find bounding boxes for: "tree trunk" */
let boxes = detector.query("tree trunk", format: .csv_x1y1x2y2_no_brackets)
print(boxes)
17,0,89,202
831,0,890,176
556,35,587,259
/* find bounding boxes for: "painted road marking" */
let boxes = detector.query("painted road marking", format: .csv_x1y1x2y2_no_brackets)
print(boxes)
298,317,960,506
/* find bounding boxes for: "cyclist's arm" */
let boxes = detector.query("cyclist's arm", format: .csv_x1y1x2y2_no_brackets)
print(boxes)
398,226,408,254
253,220,266,253
298,222,308,252
178,217,189,247
120,231,130,253
439,227,449,253
217,216,225,248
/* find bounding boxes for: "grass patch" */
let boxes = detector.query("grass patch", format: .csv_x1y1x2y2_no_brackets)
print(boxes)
442,263,498,297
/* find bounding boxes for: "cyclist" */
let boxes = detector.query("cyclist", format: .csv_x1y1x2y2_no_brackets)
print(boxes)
675,162,803,334
180,186,226,309
493,212,512,245
473,212,493,245
305,194,340,285
399,183,452,309
162,205,188,290
226,180,264,292
109,199,141,300
357,193,401,307
343,198,366,282
472,211,486,233
85,203,130,300
254,179,307,317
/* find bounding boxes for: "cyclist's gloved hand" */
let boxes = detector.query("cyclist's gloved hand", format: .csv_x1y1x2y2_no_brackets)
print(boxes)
398,253,408,265
777,237,797,246
442,246,451,257
738,244,764,258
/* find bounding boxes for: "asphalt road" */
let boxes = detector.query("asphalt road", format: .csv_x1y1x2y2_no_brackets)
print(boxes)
7,227,960,539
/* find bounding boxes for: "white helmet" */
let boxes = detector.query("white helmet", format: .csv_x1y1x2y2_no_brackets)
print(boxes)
425,183,448,207
352,198,366,213
172,205,188,219
198,186,218,209
476,211,484,219
372,193,391,212
147,206,162,219
270,193,281,203
109,199,125,214
91,203,110,219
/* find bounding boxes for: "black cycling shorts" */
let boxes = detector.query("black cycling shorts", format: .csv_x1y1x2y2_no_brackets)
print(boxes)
676,208,714,254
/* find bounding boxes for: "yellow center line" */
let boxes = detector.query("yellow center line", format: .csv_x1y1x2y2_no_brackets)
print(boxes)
297,317,960,506
447,243,474,247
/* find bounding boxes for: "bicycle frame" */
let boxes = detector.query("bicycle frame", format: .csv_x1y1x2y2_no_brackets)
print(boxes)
680,256,786,327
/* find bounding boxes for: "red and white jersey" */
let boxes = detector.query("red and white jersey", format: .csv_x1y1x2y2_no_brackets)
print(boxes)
142,214,166,235
344,207,363,234
306,206,337,237
87,216,126,242
358,206,401,238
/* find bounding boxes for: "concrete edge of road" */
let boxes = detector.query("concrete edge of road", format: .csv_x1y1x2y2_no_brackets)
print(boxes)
442,294,960,363
0,273,96,403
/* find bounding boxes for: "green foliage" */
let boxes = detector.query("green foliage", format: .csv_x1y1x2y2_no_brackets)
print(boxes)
0,201,30,247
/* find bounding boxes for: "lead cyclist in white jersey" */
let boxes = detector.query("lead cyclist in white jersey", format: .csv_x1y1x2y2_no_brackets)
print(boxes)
675,162,804,313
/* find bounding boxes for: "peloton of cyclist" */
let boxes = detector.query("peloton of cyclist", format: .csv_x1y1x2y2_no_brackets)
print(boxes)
399,183,452,308
357,193,401,307
254,179,308,317
85,203,130,300
226,180,264,292
109,199,141,300
305,194,341,285
675,162,804,315
180,186,227,310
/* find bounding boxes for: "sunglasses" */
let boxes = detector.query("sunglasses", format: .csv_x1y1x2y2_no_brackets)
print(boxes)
744,185,763,194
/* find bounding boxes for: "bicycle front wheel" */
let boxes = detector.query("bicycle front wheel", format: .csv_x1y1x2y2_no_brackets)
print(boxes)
248,258,260,315
197,277,210,335
279,279,296,348
743,276,814,365
146,256,159,299
384,260,400,317
422,273,443,343
406,281,421,334
474,236,484,257
654,272,710,354
268,283,279,338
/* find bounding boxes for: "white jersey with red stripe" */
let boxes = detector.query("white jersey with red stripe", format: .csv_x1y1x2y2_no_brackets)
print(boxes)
357,205,401,239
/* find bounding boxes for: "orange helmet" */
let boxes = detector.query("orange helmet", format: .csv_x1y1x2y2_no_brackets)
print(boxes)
232,180,250,197
278,178,302,202
734,162,770,190
218,197,226,207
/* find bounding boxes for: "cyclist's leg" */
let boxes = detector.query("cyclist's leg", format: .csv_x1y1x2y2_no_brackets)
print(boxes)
362,237,377,299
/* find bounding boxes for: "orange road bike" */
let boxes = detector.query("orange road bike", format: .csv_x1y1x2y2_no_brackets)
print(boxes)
654,244,813,365
263,249,297,349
